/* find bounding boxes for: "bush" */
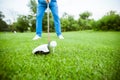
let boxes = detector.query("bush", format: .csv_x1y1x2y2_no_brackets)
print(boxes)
96,11,120,31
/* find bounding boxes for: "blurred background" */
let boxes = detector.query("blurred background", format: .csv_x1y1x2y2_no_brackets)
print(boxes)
0,0,120,32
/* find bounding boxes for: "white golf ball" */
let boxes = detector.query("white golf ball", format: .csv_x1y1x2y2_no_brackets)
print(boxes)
50,41,57,47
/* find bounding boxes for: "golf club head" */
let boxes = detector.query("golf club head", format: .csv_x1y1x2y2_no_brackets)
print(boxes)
32,44,50,55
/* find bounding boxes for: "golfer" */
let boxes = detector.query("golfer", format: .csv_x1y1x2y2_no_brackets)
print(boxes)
33,0,64,40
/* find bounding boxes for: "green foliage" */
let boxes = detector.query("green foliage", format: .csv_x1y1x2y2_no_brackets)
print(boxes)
61,13,79,31
12,15,29,32
79,11,92,20
10,2,120,32
28,0,37,14
95,11,120,31
27,15,36,32
0,31,120,80
78,11,92,30
67,15,79,31
25,0,37,32
0,11,9,31
8,0,120,32
60,18,69,31
0,11,5,19
9,22,17,32
0,19,9,31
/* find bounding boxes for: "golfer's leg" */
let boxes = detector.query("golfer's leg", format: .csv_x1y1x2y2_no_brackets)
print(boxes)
50,2,62,36
36,4,46,37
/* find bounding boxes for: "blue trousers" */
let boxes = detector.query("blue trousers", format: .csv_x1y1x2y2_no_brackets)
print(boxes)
36,0,62,37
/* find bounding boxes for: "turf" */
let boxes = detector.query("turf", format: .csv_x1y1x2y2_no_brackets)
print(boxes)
0,31,120,80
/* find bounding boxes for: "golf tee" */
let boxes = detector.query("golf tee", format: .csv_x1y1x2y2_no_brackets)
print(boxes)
53,47,55,53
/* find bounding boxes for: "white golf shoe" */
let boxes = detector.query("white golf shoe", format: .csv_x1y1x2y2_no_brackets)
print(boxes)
58,35,64,39
33,35,41,40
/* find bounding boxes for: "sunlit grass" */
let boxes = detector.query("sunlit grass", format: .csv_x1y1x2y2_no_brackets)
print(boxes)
0,31,120,80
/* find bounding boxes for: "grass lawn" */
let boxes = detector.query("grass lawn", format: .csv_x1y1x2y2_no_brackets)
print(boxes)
0,31,120,80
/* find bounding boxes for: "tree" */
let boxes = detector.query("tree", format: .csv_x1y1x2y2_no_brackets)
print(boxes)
28,0,37,14
0,11,5,19
67,15,79,31
25,0,37,32
27,14,36,32
61,13,79,31
60,18,69,31
0,11,9,31
79,11,92,20
96,11,120,31
78,11,92,30
12,15,29,32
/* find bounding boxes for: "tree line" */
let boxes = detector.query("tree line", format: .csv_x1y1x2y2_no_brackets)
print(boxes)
0,0,120,32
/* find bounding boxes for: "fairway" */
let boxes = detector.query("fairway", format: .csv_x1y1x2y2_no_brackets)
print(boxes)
0,31,120,80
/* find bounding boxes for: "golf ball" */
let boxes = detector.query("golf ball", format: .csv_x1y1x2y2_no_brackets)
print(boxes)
50,41,57,47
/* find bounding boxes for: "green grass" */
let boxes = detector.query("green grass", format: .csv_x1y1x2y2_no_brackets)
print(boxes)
0,31,120,80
